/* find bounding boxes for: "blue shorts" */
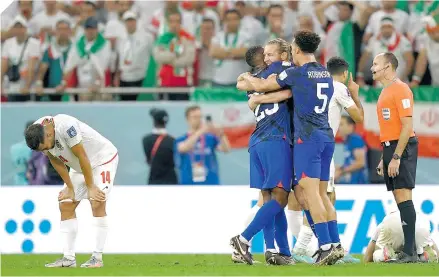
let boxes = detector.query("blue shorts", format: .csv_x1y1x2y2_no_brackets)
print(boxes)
249,140,293,192
294,141,335,182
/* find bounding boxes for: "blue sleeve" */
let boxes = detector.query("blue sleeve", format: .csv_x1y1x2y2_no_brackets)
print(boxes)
208,134,219,150
276,67,298,88
349,135,366,150
42,50,50,64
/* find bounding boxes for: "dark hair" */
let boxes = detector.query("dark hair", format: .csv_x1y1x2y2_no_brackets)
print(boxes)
84,1,97,9
25,124,45,150
293,30,321,54
224,9,241,19
202,17,215,26
24,121,34,135
338,1,354,11
383,52,399,70
167,10,182,22
342,114,355,126
185,105,201,118
56,19,71,28
327,57,349,75
380,16,394,23
267,4,283,14
245,46,264,68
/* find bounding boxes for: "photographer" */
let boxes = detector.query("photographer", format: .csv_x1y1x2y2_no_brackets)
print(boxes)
142,109,178,185
1,15,40,102
176,105,231,185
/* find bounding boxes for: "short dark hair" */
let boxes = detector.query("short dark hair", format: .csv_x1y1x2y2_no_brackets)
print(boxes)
202,18,215,26
25,124,45,150
338,1,354,11
84,1,97,9
185,105,201,118
245,46,264,68
293,30,321,54
383,52,399,70
327,57,349,75
224,9,241,19
267,4,283,14
342,114,355,126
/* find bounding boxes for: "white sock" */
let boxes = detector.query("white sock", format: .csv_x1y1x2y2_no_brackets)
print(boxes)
239,235,250,245
321,243,331,251
293,225,313,253
286,209,303,239
243,205,260,228
92,216,108,260
60,218,78,260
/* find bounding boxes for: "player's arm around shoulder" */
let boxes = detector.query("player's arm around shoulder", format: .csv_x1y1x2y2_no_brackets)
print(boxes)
243,72,281,92
249,89,292,109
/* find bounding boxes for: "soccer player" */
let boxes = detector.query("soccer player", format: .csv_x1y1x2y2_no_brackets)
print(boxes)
25,114,118,268
292,57,364,264
231,40,295,265
239,31,340,265
364,211,439,263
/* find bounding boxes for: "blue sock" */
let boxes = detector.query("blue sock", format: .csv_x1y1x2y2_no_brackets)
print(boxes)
263,218,276,250
314,222,332,248
328,220,340,244
303,210,316,236
274,210,291,256
242,200,282,241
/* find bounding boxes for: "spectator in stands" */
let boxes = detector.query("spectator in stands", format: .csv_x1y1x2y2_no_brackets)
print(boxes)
18,0,37,33
1,15,40,102
153,10,196,92
35,19,73,102
148,1,190,38
175,105,231,185
186,1,220,40
298,14,325,61
357,17,414,86
335,115,368,184
142,108,178,185
233,1,264,40
283,1,300,39
63,17,111,101
10,121,33,186
114,11,154,101
198,18,215,87
32,0,72,50
315,0,372,76
259,4,288,45
363,0,409,43
210,9,251,87
73,1,105,40
411,15,439,87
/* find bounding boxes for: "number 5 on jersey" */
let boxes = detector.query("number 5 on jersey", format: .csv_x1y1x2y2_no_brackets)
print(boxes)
315,83,329,114
100,171,111,184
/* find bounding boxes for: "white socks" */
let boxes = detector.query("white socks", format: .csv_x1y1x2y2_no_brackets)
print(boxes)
92,216,108,260
293,225,314,253
286,209,303,239
60,218,78,260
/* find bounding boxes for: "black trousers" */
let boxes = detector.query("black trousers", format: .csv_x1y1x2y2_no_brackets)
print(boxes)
120,79,144,101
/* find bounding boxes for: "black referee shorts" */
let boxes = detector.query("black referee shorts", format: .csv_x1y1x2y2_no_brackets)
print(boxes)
382,136,418,191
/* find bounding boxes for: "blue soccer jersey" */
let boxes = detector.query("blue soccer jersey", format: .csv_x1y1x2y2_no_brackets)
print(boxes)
248,61,294,148
276,62,334,142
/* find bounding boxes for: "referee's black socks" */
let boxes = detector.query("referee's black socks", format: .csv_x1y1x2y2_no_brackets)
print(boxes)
397,200,417,256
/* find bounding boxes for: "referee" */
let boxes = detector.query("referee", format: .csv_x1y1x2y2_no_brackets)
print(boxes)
372,52,419,263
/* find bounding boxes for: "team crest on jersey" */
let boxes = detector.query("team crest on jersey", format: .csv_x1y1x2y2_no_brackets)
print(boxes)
55,140,64,150
382,108,391,120
67,126,77,138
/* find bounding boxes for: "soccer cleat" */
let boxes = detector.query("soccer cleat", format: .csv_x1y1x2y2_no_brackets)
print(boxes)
231,251,260,264
385,251,417,263
230,235,253,265
291,252,314,264
265,251,295,265
382,245,397,262
45,256,76,268
313,246,337,266
418,246,438,263
328,244,345,265
80,256,104,268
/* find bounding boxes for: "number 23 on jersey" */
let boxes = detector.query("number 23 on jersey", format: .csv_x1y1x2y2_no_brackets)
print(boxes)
254,103,279,122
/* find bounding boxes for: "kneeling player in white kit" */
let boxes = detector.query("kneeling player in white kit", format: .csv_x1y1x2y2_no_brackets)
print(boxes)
25,114,118,268
364,211,439,263
292,57,364,263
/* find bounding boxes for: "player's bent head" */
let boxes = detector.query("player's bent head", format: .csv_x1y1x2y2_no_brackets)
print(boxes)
25,124,46,151
245,45,265,68
327,56,349,81
293,30,321,54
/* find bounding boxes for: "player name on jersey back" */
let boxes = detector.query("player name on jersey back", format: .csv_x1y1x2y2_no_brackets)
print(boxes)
35,114,118,172
249,61,293,148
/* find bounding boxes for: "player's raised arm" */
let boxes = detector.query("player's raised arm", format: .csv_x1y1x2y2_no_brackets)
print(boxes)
345,73,364,123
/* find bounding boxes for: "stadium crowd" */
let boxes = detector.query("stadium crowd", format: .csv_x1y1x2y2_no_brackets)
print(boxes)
1,0,439,102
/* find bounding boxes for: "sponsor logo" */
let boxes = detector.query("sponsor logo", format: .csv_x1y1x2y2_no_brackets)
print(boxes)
382,108,391,120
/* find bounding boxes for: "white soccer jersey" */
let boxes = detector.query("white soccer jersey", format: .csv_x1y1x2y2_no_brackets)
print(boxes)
34,114,118,173
374,211,433,254
328,80,356,136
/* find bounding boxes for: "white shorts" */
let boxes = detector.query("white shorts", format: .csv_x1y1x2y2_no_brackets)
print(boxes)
65,153,119,202
327,158,335,193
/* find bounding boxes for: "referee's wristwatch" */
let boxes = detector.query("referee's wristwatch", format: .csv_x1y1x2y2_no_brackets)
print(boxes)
392,153,401,160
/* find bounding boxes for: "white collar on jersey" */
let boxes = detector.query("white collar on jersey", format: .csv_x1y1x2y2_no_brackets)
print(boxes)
152,128,167,135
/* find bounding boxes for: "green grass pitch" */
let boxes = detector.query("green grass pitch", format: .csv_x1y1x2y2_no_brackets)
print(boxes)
2,254,438,276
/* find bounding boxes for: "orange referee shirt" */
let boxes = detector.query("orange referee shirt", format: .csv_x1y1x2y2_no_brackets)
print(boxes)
376,79,416,142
